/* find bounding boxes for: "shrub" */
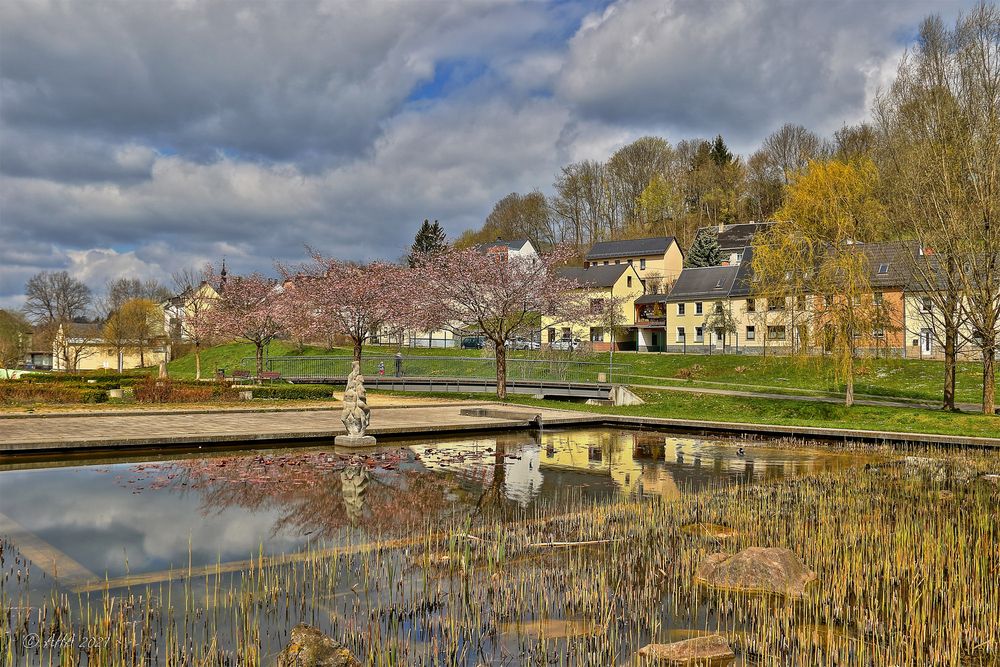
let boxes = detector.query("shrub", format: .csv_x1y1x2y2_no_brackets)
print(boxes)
250,384,338,400
675,364,704,380
0,383,108,405
133,377,239,403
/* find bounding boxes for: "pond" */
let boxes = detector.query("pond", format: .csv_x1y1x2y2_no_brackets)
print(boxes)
1,427,996,665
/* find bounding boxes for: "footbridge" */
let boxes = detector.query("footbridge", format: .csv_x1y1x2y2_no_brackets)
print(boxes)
238,355,631,401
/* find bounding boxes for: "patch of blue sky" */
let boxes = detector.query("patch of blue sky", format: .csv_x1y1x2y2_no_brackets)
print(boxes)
406,58,492,103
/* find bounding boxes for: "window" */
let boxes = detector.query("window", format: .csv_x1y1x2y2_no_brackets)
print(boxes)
878,263,889,275
767,326,787,340
768,298,786,311
746,298,756,313
590,298,605,314
590,327,604,342
796,295,806,310
627,258,633,265
873,328,885,338
921,297,933,312
627,276,633,288
695,302,703,315
677,303,686,316
547,328,556,343
713,302,723,314
640,258,646,270
746,325,756,340
874,292,884,305
615,259,620,265
676,326,686,342
695,326,704,342
603,260,609,266
583,261,589,268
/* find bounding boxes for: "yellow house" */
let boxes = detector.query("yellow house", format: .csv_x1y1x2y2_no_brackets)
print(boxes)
584,237,684,292
53,322,168,371
548,264,644,351
164,281,219,341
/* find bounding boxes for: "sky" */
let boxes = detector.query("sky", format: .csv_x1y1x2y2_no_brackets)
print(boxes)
0,0,979,311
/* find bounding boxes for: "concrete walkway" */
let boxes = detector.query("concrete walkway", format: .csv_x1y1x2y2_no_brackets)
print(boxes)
0,403,599,453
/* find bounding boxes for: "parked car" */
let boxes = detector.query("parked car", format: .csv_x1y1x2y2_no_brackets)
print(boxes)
549,337,581,351
461,336,485,349
510,338,540,350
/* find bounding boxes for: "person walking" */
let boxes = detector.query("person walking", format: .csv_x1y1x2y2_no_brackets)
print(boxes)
394,352,403,377
378,361,385,376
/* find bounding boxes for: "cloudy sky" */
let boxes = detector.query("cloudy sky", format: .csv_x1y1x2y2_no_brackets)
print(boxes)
0,0,977,310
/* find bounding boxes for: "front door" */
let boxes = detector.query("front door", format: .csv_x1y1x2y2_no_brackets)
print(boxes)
920,329,933,355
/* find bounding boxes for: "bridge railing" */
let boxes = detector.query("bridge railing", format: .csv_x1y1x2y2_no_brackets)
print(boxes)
239,355,630,385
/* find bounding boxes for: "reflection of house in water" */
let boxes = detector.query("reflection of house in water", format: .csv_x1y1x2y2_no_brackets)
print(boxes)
408,433,543,507
539,429,680,500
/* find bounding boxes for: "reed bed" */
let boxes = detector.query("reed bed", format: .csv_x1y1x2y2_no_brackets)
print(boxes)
1,447,998,666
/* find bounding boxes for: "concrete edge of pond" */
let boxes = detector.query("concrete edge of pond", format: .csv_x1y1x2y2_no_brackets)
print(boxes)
0,400,492,420
0,402,995,456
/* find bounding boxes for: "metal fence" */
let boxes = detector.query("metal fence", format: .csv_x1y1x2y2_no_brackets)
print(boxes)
240,355,630,385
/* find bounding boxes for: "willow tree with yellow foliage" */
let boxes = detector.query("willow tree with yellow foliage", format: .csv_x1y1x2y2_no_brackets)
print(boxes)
752,159,888,407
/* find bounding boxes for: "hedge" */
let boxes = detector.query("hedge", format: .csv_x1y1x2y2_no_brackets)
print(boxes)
247,384,338,400
0,384,108,405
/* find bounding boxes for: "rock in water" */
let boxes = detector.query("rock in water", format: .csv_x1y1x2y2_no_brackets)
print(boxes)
276,624,361,667
637,635,735,664
694,547,816,596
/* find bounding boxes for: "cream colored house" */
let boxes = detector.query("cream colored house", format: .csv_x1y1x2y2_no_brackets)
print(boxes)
548,264,644,351
53,322,167,371
163,280,219,341
584,237,683,293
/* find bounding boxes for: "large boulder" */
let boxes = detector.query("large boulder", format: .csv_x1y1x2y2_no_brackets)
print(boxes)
637,635,735,664
276,624,361,667
694,547,815,596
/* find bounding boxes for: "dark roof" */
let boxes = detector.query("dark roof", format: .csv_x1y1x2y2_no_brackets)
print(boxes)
635,293,669,305
853,241,917,288
585,237,676,261
558,264,635,288
63,322,103,339
476,238,531,253
729,246,756,297
694,222,774,253
664,265,739,302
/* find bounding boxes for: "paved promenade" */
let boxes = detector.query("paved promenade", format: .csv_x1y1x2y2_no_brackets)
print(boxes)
0,403,599,453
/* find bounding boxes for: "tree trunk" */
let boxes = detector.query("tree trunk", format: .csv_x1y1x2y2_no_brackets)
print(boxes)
983,342,996,416
943,325,956,411
194,342,202,381
495,343,507,399
844,353,854,408
255,344,264,376
140,347,145,367
352,338,363,365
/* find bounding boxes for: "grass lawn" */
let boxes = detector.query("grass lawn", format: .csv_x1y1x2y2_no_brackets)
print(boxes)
371,388,999,440
165,341,994,408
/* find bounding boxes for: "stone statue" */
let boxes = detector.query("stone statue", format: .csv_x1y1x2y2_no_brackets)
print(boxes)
335,361,376,447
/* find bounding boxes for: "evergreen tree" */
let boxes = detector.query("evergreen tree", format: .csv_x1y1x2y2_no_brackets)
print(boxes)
709,134,733,167
408,219,447,266
685,229,722,267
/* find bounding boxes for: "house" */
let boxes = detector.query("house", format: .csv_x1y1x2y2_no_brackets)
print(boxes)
549,264,644,351
52,322,168,371
692,222,774,266
583,236,683,292
475,238,538,261
656,265,740,353
163,278,221,342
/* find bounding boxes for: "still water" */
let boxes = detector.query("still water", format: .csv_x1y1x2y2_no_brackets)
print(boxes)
0,427,858,586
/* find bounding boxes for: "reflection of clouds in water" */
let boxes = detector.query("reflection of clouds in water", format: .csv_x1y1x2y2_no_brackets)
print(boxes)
503,447,543,507
0,467,301,576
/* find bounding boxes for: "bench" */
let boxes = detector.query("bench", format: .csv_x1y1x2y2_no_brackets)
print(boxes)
259,371,282,383
231,370,252,381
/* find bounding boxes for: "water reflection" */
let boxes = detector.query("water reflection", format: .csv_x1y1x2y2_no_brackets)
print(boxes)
0,428,860,582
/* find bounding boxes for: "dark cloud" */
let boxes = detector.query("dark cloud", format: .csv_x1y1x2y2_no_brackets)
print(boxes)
0,0,977,308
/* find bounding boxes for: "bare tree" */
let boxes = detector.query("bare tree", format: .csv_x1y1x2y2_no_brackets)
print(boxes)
759,123,824,185
170,267,217,380
23,271,91,325
876,6,1000,414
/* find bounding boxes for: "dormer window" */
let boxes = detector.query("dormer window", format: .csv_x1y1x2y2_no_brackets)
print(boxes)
714,280,723,289
878,263,889,274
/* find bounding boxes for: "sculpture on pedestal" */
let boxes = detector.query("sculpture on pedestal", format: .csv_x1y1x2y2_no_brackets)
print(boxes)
335,361,376,447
